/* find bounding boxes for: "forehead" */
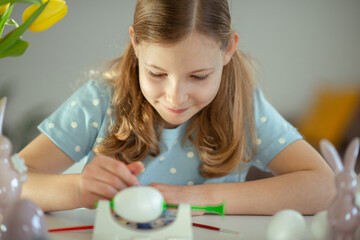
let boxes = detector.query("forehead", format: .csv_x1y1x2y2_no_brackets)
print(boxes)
138,31,223,70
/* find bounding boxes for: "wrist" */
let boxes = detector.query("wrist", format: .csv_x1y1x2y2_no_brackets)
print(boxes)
73,174,84,209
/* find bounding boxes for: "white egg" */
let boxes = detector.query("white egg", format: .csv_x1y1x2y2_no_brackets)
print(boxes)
113,186,164,223
266,209,306,240
310,211,332,240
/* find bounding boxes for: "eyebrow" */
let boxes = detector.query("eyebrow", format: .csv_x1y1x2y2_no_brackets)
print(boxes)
145,64,214,74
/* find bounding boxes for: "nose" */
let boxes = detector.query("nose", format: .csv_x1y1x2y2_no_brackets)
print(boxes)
165,79,189,107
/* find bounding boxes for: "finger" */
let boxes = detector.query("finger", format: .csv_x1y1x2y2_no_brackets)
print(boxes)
191,211,205,216
85,178,118,200
127,161,144,176
96,155,140,186
86,164,127,191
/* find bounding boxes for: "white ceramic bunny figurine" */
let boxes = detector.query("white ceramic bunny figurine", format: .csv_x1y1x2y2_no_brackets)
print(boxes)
0,97,48,240
0,97,22,220
319,138,360,240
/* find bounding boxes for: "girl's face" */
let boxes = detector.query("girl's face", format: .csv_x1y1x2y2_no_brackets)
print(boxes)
131,29,237,128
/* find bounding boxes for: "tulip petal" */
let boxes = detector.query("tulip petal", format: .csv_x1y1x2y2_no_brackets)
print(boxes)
0,3,10,15
0,1,47,55
23,0,67,32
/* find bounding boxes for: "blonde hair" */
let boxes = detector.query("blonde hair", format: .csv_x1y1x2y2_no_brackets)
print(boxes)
95,0,256,178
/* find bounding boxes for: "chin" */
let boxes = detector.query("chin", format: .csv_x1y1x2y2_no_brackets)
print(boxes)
162,118,188,128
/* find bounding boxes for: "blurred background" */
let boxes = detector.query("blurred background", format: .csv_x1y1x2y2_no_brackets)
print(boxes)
1,0,359,173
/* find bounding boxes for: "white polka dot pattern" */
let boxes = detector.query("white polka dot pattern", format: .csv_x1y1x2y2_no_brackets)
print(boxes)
71,121,78,128
93,99,99,106
75,145,81,152
37,80,118,165
37,81,304,186
92,122,99,128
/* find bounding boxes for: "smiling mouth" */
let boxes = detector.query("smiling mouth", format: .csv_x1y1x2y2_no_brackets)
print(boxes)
164,106,189,114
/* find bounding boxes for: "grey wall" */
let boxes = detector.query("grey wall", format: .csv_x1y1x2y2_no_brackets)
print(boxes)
1,0,360,152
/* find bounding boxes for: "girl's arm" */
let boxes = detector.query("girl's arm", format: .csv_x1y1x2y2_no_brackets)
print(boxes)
19,133,143,212
150,139,336,215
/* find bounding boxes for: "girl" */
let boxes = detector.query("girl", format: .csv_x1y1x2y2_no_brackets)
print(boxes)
20,0,335,214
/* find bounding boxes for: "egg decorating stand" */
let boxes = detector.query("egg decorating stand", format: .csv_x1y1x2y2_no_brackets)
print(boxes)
92,200,193,240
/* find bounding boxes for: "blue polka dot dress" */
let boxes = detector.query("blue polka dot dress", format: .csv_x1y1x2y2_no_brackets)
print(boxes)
38,79,303,185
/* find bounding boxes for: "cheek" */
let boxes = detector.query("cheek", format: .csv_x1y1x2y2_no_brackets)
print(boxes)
195,74,222,104
204,84,220,104
139,75,161,101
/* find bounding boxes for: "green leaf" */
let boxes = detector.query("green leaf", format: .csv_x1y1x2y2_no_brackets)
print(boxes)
0,0,42,5
0,1,48,55
5,18,18,27
0,38,28,58
0,3,13,36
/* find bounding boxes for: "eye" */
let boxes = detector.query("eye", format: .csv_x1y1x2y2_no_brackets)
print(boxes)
148,71,167,79
191,75,209,80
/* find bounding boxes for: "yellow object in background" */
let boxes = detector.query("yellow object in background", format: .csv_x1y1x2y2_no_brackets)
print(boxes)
0,3,10,15
22,0,67,32
297,86,360,149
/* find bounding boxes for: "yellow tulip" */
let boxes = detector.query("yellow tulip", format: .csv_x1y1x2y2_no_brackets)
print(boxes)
22,0,67,32
0,3,10,15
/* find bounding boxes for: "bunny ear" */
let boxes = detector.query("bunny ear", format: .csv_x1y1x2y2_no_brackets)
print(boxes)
343,137,360,173
0,97,7,135
319,139,343,174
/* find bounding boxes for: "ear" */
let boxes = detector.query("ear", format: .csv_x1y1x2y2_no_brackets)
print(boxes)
343,137,359,173
0,97,7,134
223,32,239,66
129,25,139,58
319,139,344,174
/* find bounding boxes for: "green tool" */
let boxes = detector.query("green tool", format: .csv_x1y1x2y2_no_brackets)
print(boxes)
100,199,226,216
163,200,226,216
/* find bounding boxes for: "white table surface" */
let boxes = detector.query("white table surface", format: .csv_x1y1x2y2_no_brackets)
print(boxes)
45,208,315,240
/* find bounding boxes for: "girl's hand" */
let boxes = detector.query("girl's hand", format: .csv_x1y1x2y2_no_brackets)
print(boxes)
77,155,144,209
149,182,205,216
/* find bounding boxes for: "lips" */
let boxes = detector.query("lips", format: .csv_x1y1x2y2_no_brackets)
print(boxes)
164,106,189,114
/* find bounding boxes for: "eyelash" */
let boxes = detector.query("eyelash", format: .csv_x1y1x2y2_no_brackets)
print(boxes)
147,71,209,81
148,71,166,79
192,75,209,80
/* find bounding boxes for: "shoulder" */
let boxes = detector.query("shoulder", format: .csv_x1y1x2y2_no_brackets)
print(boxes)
77,79,113,100
253,87,273,112
70,79,113,110
37,79,114,162
252,87,285,126
251,87,303,169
